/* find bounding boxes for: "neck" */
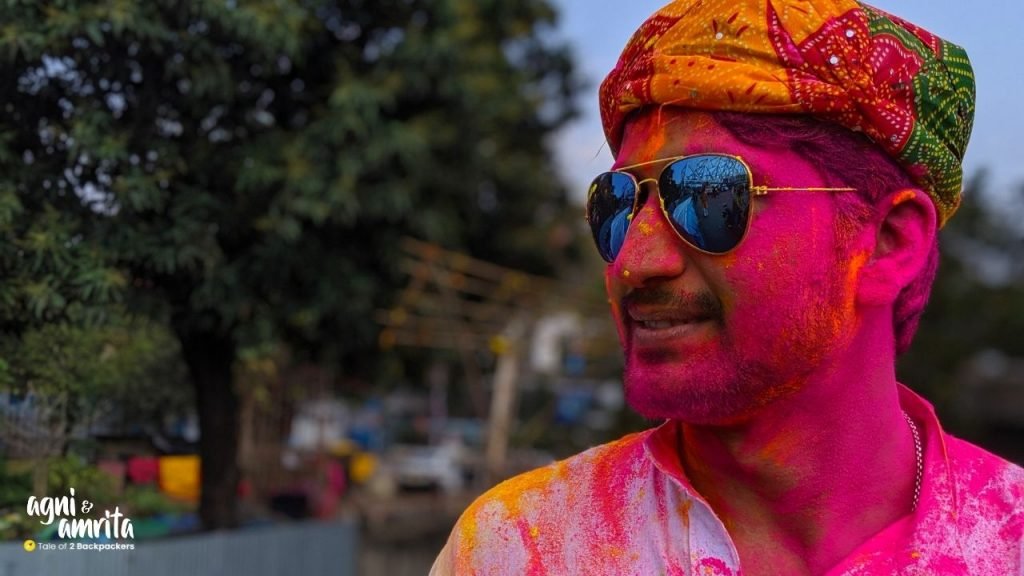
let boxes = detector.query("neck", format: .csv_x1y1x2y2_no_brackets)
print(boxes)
679,312,918,574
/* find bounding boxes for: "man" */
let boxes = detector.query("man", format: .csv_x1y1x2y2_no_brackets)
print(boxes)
432,1,1024,574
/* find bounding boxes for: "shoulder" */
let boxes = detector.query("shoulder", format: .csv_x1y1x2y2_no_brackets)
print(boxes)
945,434,1024,503
944,435,1024,554
433,430,655,574
460,429,652,528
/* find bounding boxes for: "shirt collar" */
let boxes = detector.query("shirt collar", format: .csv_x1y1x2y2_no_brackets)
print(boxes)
640,385,965,569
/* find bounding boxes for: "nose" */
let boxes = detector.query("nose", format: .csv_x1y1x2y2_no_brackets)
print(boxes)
609,181,689,288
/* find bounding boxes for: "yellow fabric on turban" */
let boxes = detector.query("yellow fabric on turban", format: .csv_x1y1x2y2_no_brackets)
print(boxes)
599,0,974,225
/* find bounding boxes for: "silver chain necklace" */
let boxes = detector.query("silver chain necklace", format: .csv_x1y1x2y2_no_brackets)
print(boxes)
902,410,923,511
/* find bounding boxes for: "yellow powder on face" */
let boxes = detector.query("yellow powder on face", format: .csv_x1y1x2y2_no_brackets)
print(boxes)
752,377,802,412
637,221,655,236
617,110,673,168
717,252,739,269
845,250,869,291
893,189,918,206
832,249,870,333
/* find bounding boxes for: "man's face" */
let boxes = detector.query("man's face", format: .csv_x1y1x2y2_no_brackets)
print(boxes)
605,109,868,424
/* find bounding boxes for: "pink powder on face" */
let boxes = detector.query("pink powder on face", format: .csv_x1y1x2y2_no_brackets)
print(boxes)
606,108,867,424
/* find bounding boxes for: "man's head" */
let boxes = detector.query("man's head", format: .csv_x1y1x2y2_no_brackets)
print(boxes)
591,0,974,423
600,108,937,423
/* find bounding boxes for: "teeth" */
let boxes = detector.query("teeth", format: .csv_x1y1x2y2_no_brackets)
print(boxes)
642,320,677,329
638,318,709,329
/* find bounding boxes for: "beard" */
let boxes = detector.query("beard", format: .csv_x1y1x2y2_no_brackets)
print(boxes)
623,343,811,425
620,273,856,425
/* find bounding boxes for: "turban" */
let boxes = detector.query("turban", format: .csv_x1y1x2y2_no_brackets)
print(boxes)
599,0,975,226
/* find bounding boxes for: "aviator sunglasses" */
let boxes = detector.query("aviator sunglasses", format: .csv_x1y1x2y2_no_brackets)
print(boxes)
586,154,856,262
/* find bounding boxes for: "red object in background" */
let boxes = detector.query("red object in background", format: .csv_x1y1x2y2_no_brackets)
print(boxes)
97,460,126,494
127,457,160,484
314,461,347,519
328,460,346,495
237,478,252,499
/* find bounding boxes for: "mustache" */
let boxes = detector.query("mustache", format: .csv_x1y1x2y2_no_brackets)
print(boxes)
621,288,724,319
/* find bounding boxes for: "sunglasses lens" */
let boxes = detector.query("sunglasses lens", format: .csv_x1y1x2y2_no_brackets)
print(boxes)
659,155,752,254
587,172,637,262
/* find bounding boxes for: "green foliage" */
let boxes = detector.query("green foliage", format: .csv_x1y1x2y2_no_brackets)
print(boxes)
0,458,34,540
0,315,191,444
46,454,116,508
122,485,191,518
0,0,580,369
0,458,31,511
0,455,132,539
0,0,581,528
0,511,37,541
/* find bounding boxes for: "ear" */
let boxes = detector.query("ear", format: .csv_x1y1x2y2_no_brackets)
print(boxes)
855,188,937,306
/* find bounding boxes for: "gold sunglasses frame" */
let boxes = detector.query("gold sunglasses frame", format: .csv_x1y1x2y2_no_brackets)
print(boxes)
586,153,856,259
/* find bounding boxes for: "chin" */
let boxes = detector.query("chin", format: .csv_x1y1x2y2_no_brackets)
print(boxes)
622,358,791,426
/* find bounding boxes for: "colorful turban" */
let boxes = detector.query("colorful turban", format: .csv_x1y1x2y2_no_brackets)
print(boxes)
599,0,975,226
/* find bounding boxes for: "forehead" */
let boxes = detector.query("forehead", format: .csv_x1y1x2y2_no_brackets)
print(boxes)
612,108,828,188
612,108,737,171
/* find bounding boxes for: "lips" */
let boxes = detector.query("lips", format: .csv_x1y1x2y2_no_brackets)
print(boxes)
620,289,723,345
636,318,702,330
627,307,714,339
638,319,681,330
627,306,714,326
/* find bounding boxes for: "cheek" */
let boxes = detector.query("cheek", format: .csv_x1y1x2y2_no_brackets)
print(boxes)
723,205,856,352
605,269,627,339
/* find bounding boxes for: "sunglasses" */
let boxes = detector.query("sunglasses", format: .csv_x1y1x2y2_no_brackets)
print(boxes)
586,154,855,262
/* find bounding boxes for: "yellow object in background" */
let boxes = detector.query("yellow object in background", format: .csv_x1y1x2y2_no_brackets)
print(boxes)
159,455,201,502
349,452,377,484
489,336,509,356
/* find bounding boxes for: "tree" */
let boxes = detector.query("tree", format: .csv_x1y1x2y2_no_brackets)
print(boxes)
0,316,190,495
0,316,191,435
0,0,579,528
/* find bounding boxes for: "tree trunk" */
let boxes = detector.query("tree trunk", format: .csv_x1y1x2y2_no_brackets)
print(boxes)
176,326,239,530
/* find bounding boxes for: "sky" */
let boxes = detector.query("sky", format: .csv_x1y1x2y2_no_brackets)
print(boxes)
551,0,1024,205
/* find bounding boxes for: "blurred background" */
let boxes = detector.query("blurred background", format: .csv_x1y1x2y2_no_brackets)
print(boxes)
0,1,1020,575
